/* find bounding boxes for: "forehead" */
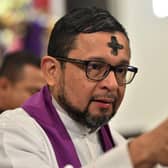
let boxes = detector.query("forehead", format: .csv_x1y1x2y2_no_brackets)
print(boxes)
70,32,130,64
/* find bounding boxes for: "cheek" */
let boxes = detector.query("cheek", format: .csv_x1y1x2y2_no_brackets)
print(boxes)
116,86,126,109
14,90,26,100
64,72,95,110
12,87,31,105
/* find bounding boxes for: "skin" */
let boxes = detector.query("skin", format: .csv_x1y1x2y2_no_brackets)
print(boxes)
42,31,168,167
0,65,46,111
108,35,124,55
41,31,130,130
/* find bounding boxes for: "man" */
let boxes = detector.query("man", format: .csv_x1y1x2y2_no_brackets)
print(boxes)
0,7,167,168
0,50,46,113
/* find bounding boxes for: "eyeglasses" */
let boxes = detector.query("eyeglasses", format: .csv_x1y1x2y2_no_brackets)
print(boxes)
55,57,138,86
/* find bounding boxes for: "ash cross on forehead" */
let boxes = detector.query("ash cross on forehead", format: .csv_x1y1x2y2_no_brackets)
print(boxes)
108,36,123,56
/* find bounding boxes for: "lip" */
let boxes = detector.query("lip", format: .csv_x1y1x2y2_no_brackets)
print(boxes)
95,102,111,109
94,98,115,104
93,98,115,109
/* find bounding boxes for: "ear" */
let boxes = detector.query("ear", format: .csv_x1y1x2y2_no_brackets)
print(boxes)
0,77,11,91
41,56,61,86
0,77,13,110
0,77,11,104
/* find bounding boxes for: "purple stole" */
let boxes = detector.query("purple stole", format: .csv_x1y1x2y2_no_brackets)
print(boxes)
22,86,114,168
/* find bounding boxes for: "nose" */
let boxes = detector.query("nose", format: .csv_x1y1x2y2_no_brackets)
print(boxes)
99,71,119,91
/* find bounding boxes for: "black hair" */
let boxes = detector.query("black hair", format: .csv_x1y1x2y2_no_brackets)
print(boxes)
48,7,129,58
0,50,41,82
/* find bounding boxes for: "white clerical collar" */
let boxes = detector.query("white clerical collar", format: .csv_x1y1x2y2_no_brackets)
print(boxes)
52,96,91,137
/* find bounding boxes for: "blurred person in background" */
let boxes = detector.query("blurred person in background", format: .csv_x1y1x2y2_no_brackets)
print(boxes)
0,50,46,113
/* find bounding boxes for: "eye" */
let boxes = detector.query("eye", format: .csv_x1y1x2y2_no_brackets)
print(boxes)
88,61,105,70
116,66,127,74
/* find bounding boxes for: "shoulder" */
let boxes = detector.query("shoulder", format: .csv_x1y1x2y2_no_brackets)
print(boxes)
0,108,45,144
0,108,40,134
0,108,33,123
0,108,57,167
0,108,53,146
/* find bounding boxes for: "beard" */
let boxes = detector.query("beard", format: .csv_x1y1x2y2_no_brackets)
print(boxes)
57,90,117,132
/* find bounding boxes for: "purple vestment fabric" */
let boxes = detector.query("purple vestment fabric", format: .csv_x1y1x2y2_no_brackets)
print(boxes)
22,85,114,168
24,21,43,57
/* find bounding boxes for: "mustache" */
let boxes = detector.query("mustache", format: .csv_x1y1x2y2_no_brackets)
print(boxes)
91,93,117,102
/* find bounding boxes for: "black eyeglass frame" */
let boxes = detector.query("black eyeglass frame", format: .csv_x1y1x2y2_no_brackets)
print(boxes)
54,56,138,85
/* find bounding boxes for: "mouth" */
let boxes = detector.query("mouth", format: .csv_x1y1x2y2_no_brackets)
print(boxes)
92,98,115,109
94,97,115,103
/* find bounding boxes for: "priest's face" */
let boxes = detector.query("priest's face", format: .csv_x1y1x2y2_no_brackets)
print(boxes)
52,32,130,131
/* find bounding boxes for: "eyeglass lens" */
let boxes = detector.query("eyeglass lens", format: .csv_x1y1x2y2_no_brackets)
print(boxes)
86,61,135,84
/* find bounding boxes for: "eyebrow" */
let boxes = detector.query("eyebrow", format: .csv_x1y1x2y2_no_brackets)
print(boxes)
86,56,130,65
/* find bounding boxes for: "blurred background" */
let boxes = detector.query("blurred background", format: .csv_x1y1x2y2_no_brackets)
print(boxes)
0,0,168,138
